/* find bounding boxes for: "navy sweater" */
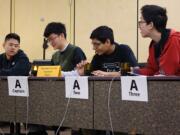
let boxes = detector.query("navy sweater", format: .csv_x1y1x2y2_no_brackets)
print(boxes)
0,50,31,76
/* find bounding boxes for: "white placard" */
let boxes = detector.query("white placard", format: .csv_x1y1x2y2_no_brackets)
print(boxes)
65,76,88,99
8,76,29,97
121,76,148,102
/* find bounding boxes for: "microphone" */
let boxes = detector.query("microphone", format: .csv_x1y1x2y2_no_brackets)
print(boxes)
43,38,48,60
43,38,48,49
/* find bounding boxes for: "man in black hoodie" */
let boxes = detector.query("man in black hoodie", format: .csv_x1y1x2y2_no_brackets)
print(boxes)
0,33,48,135
0,33,31,76
0,33,44,135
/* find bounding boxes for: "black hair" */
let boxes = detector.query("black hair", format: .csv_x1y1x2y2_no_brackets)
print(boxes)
5,33,20,43
141,5,168,32
44,22,67,38
90,26,114,44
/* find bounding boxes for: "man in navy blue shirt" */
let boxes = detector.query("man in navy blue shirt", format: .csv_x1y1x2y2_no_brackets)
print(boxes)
77,26,138,77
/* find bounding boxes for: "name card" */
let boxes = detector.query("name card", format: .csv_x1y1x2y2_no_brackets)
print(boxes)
121,76,148,102
8,76,29,97
37,66,61,77
65,76,89,99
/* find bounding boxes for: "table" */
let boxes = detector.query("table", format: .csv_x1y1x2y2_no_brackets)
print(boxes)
0,76,179,135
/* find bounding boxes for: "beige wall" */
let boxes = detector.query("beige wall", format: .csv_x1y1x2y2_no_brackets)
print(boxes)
13,0,74,61
0,0,10,53
1,0,180,62
75,0,137,62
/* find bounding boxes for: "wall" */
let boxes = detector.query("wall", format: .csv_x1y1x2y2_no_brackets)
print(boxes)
0,0,11,53
75,0,137,62
0,0,180,62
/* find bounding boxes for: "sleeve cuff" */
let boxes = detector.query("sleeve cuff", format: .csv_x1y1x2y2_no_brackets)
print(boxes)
61,70,79,77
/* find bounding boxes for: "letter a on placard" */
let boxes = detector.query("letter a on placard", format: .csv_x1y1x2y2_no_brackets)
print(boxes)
121,76,148,102
8,76,29,97
15,79,21,88
130,79,138,91
65,76,89,99
73,80,80,90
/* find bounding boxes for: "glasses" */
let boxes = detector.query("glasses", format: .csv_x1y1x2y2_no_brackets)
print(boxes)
92,42,103,47
46,35,59,44
138,21,146,26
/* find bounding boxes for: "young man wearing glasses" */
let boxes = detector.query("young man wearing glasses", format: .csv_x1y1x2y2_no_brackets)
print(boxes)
87,25,137,77
135,5,180,76
44,22,86,76
77,26,138,135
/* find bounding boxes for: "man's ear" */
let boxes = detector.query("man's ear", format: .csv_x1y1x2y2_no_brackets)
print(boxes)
60,33,65,39
149,22,154,30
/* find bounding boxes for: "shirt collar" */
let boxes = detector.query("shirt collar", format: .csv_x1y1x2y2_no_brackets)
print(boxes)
60,43,69,53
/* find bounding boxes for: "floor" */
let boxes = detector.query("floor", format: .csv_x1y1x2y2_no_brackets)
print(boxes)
0,123,72,135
